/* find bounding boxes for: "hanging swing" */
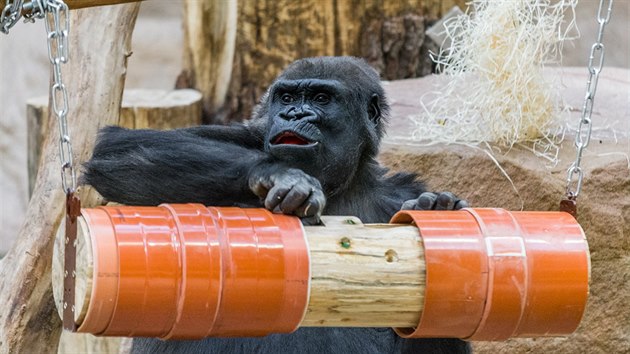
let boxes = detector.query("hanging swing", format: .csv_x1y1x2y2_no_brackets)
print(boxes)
0,0,614,343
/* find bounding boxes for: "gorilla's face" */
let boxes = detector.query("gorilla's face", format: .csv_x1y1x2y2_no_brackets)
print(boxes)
264,77,378,195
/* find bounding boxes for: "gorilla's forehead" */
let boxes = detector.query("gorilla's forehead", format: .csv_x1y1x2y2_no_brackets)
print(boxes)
270,79,347,95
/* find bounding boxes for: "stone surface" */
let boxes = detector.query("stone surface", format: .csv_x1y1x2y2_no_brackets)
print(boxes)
380,67,630,353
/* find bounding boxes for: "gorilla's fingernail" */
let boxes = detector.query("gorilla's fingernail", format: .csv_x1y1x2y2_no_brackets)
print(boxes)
304,204,311,216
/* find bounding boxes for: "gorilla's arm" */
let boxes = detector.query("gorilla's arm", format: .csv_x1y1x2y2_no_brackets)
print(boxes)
179,123,266,150
83,126,326,222
82,126,265,206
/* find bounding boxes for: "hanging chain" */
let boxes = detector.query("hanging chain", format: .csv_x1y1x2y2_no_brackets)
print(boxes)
562,0,613,215
2,0,80,331
45,0,76,193
44,1,81,332
0,0,47,33
2,0,75,192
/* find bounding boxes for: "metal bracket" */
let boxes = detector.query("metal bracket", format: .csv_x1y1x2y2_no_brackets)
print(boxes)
62,192,80,331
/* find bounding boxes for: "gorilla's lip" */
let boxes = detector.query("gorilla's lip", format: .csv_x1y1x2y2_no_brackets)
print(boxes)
271,131,317,146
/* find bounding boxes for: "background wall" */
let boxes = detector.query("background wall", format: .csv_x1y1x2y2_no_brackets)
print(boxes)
0,0,628,255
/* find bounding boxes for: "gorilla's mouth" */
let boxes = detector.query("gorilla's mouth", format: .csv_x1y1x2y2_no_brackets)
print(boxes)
271,131,315,146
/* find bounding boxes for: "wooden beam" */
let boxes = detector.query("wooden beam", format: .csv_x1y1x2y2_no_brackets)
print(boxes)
63,0,144,9
1,0,144,11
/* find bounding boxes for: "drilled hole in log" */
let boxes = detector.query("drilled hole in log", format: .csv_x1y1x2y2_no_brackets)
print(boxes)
385,249,399,263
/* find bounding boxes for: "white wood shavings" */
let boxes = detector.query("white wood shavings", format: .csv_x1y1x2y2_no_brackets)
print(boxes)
412,0,578,164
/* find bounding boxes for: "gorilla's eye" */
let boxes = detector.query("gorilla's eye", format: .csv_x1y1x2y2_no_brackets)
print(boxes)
313,93,330,104
280,93,296,104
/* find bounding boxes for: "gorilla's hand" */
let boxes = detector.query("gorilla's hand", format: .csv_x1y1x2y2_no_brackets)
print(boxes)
249,167,326,225
401,192,469,211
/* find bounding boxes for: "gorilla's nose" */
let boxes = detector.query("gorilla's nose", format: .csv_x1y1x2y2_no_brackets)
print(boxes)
284,105,317,121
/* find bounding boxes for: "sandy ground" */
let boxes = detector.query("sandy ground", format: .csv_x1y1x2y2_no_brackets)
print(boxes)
0,0,628,255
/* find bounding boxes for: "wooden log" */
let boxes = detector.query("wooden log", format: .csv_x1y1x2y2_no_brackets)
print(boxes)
27,89,202,196
302,218,424,327
51,206,590,340
0,4,140,354
176,0,236,124
53,214,424,330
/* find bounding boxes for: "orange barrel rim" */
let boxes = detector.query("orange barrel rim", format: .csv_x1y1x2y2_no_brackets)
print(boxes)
76,204,310,339
390,208,590,340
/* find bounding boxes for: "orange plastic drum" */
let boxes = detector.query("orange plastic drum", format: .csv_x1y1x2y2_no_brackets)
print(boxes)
77,204,310,339
391,208,590,340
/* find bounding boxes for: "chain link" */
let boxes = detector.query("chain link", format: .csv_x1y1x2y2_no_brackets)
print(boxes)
0,0,46,33
0,0,23,33
565,0,613,200
44,0,76,193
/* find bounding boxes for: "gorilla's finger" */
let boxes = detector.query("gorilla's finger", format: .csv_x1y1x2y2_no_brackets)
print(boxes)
300,215,322,226
249,178,271,198
416,192,438,210
280,184,310,214
454,199,470,210
265,184,292,211
295,194,324,218
401,199,417,210
435,192,457,210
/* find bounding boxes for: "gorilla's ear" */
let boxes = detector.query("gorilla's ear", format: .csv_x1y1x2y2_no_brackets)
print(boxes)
368,94,381,125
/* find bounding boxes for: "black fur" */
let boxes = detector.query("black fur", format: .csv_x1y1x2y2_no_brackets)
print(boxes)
82,56,471,354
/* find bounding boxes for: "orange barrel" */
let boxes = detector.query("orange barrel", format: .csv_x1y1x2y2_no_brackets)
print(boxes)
392,208,589,340
77,204,310,339
66,206,589,340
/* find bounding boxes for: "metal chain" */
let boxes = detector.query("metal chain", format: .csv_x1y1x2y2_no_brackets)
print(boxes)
0,0,23,33
565,0,613,200
2,0,74,192
0,0,46,33
43,0,75,193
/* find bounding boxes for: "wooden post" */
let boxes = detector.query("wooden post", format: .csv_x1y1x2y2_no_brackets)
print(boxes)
176,0,237,124
27,89,202,196
0,4,140,353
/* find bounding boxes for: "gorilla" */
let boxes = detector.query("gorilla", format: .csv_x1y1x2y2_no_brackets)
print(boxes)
83,56,471,354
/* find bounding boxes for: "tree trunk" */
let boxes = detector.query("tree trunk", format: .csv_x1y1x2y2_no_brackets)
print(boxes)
178,0,465,124
0,4,140,353
176,0,237,124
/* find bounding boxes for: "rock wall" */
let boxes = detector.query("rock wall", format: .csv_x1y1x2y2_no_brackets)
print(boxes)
380,68,629,353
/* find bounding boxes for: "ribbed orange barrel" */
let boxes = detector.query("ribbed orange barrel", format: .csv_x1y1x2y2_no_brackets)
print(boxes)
77,204,310,339
67,206,589,340
392,208,589,340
